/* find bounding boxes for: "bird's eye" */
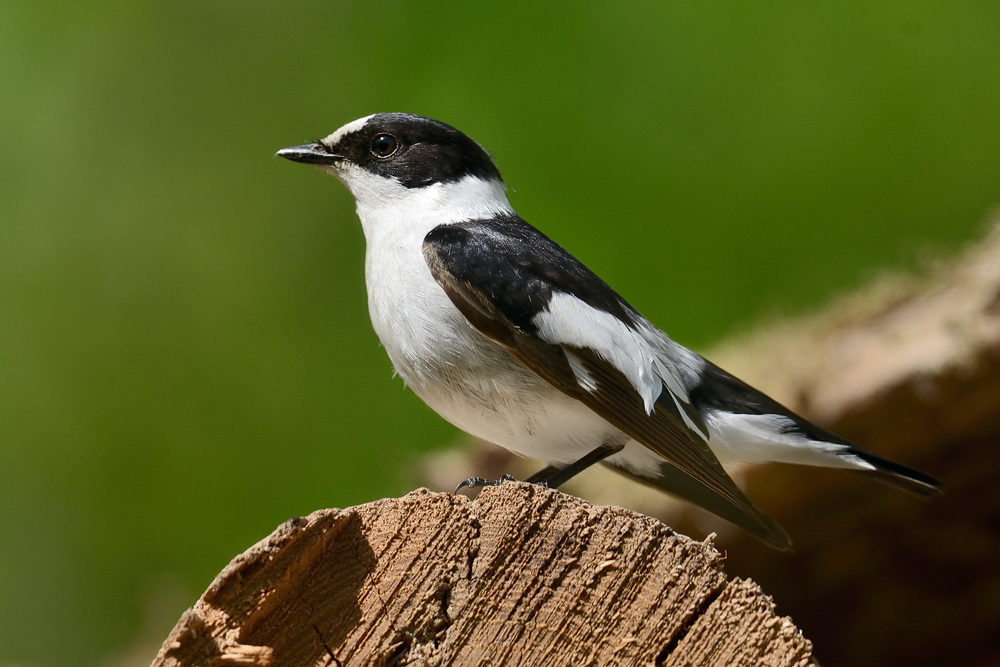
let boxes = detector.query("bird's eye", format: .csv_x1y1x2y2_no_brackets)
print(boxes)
370,133,399,158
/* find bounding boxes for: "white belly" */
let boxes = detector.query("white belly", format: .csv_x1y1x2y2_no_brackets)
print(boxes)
363,235,622,465
359,212,667,478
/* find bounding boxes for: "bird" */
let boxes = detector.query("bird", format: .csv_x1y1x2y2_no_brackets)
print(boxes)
276,113,942,550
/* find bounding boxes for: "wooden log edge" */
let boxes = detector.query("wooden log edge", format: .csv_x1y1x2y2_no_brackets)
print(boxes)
150,483,815,667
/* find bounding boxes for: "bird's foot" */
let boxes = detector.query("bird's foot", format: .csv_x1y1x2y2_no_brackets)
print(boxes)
454,474,517,494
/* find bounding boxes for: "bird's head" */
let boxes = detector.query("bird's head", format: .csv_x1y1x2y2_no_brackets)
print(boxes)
277,113,509,220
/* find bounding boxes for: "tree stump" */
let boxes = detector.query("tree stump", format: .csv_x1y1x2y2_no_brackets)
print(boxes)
150,484,814,667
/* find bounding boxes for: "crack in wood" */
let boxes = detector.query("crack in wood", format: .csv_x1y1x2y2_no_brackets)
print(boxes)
150,486,815,667
655,581,728,666
311,624,343,667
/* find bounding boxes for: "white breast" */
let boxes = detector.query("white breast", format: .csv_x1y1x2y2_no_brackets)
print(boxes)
348,170,515,384
345,170,625,464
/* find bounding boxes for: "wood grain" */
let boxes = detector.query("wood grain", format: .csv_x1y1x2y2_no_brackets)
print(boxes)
151,484,814,667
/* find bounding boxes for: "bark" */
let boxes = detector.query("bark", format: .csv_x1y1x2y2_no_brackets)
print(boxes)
151,484,814,667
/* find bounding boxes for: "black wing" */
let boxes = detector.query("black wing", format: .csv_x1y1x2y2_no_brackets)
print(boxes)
423,216,792,550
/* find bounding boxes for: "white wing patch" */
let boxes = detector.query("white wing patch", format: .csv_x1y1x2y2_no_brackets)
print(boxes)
532,292,703,442
636,322,706,393
564,349,599,392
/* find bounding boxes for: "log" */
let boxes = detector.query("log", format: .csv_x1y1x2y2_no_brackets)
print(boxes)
150,484,815,667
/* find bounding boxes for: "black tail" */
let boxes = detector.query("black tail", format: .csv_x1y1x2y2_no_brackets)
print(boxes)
846,446,944,497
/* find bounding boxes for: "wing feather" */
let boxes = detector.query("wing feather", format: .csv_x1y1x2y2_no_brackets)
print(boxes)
423,226,790,549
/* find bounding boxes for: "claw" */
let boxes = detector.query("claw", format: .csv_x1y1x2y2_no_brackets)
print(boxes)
453,474,517,494
454,477,485,493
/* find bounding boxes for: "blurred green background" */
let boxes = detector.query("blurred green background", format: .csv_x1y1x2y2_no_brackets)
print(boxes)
2,2,999,666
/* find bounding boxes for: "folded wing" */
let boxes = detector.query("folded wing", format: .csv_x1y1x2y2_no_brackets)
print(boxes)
423,216,792,550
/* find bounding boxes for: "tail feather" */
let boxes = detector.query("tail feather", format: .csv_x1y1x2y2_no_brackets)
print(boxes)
846,447,944,497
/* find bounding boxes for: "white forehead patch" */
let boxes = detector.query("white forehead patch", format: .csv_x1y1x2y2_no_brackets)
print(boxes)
322,114,375,146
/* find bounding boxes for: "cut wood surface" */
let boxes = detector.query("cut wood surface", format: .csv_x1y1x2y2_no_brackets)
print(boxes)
151,484,815,667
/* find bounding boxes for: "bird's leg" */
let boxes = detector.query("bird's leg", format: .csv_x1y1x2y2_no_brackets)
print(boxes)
454,474,516,494
454,440,624,494
527,440,626,489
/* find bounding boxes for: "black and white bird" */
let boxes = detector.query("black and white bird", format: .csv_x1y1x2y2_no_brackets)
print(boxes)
277,113,942,550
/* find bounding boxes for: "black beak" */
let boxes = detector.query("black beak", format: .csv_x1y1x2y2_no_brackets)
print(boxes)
275,143,345,165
